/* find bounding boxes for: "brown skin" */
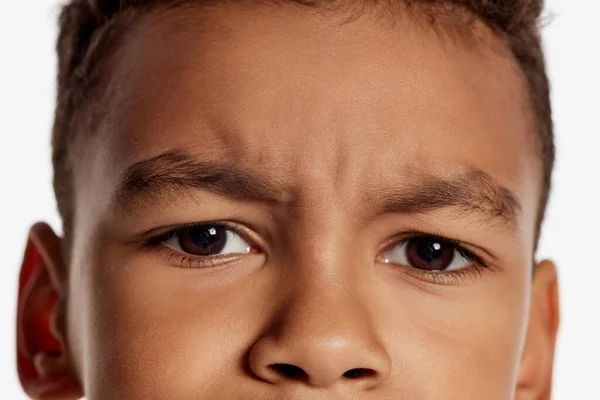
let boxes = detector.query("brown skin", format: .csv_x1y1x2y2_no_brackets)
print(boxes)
17,3,559,399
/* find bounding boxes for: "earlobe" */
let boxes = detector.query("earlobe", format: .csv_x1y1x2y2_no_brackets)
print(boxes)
16,222,82,400
516,260,560,400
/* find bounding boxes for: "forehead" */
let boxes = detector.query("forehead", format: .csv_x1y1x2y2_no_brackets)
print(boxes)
76,2,540,237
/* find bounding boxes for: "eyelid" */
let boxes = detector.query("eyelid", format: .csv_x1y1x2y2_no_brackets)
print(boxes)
141,220,264,252
378,230,494,270
162,227,251,256
376,238,486,286
399,264,486,286
139,221,266,269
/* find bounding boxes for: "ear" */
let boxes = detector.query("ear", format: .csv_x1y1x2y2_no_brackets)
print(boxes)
515,259,560,400
16,222,83,399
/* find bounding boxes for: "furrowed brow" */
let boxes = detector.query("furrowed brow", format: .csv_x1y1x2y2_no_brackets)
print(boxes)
114,150,292,209
114,151,520,231
368,170,522,231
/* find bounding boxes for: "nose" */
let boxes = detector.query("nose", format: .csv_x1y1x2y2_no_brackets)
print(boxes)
248,282,391,390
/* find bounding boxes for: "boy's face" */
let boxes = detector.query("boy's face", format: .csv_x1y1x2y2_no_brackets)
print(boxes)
17,3,559,399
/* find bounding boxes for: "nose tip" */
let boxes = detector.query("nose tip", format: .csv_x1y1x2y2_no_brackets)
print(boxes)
248,336,391,389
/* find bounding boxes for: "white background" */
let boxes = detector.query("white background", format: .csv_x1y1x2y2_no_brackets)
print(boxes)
1,0,598,398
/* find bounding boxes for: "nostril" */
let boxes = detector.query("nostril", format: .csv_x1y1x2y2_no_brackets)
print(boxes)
343,368,377,379
269,363,309,381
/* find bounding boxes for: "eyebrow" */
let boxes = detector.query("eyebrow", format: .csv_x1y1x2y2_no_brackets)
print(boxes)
115,150,521,230
365,170,522,230
115,150,293,208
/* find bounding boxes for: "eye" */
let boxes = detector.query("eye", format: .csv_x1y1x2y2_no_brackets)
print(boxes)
163,224,252,256
381,235,477,272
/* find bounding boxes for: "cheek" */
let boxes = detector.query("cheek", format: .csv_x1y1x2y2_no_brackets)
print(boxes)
377,267,529,399
82,255,272,398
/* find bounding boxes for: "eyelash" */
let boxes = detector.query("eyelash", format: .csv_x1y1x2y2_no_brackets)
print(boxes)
141,221,251,269
388,232,490,285
141,223,493,283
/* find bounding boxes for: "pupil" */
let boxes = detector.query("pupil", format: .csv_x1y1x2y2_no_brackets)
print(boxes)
417,240,442,263
191,227,218,249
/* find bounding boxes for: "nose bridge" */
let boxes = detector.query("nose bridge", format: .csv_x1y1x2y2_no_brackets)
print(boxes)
282,263,371,340
283,248,372,331
278,221,375,344
248,246,391,389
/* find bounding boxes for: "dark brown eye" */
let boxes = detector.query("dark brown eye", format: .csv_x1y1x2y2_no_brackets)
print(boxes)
405,238,454,271
178,226,226,255
164,225,251,256
381,236,473,272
